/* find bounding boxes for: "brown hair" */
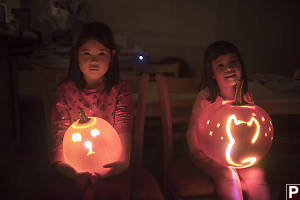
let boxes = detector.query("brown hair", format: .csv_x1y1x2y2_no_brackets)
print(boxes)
68,21,120,93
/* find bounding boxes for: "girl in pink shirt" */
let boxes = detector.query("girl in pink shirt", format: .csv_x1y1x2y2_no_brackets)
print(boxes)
48,22,133,200
187,41,270,200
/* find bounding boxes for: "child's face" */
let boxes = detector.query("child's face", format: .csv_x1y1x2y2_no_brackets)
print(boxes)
78,38,115,87
212,53,242,88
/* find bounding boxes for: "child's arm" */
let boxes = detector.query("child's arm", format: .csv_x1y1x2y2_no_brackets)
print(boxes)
50,104,70,164
49,85,81,178
186,91,207,154
49,85,92,184
50,88,71,164
186,90,215,166
103,82,134,177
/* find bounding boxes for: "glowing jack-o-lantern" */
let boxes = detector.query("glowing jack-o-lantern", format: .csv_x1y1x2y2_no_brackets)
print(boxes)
198,81,273,168
63,108,122,175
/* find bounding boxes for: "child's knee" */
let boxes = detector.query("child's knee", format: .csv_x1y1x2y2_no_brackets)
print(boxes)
240,167,266,182
214,167,239,183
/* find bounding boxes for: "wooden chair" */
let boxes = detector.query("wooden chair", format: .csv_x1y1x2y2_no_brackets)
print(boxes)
156,74,216,200
124,74,164,200
134,63,180,80
293,69,300,80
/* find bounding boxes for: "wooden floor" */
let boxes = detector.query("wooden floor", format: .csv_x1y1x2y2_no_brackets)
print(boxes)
2,98,300,200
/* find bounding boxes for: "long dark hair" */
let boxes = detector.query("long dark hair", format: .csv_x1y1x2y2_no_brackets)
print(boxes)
68,21,120,93
200,40,248,102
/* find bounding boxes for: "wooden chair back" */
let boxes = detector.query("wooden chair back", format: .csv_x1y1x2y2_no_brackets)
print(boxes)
123,74,149,168
293,69,300,80
134,63,180,80
155,74,200,177
124,74,165,200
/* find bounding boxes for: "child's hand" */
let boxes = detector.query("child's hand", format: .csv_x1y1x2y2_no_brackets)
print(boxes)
53,161,77,178
53,162,91,191
53,162,91,179
75,171,91,192
95,161,129,178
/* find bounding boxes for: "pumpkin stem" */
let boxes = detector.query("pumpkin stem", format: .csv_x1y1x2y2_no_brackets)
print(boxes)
232,79,246,105
79,107,90,123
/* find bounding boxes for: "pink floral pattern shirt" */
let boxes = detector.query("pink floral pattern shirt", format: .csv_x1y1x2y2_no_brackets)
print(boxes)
51,80,133,154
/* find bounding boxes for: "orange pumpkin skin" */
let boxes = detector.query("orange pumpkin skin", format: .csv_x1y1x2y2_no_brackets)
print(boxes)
198,99,273,168
63,117,122,175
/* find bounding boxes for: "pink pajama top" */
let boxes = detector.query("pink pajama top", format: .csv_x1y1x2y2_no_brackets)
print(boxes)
51,80,133,156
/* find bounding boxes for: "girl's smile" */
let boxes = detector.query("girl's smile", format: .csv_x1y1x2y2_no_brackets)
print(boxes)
224,73,238,82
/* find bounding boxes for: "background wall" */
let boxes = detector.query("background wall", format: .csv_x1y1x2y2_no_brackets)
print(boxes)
21,0,300,77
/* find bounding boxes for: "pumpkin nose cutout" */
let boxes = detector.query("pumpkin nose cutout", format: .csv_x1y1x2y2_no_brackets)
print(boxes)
85,140,95,156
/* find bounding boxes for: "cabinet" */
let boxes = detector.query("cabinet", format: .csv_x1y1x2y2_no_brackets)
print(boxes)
0,36,14,152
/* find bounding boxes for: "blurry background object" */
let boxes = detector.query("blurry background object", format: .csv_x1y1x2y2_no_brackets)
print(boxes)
39,0,88,44
11,9,30,32
160,57,192,78
293,69,300,81
0,3,7,24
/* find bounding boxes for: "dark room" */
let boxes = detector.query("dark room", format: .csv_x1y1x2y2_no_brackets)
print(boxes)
1,0,300,200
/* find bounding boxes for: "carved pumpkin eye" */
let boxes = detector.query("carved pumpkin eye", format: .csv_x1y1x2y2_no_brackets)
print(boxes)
72,133,82,142
91,128,100,137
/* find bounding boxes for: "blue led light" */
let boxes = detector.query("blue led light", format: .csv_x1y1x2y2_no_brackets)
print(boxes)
136,53,147,64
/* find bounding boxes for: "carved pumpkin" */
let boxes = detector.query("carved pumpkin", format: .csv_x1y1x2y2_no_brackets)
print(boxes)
198,81,273,168
63,108,122,175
